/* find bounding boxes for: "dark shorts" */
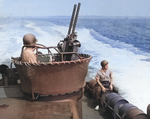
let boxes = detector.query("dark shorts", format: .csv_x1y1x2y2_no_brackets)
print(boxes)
100,81,110,89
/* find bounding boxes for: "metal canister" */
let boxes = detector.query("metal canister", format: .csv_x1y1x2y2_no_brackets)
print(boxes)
119,103,137,118
114,100,129,119
125,108,148,119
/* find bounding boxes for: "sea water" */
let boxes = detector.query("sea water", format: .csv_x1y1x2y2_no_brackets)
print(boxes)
0,16,150,113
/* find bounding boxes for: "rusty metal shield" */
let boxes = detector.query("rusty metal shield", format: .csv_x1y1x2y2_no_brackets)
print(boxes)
12,54,92,96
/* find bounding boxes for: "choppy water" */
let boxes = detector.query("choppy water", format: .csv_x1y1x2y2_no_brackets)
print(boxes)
0,16,150,113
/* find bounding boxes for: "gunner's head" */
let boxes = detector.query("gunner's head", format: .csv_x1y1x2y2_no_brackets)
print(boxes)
23,33,38,46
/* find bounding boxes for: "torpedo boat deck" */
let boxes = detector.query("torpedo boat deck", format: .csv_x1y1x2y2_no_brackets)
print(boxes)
0,85,112,119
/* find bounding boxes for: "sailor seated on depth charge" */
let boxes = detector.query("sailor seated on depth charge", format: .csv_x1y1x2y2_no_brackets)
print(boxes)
88,60,113,110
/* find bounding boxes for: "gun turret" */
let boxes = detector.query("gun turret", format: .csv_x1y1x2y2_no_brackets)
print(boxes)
57,3,81,61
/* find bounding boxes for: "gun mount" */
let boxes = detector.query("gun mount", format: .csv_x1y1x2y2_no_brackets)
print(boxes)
57,3,81,61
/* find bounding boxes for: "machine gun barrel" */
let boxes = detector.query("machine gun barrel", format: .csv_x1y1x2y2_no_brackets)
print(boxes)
59,3,81,51
68,4,77,35
71,3,81,36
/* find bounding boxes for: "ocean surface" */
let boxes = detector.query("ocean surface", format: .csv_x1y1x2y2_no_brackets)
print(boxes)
0,16,150,113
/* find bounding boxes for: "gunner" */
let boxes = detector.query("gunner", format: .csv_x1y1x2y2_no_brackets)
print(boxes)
21,33,38,63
